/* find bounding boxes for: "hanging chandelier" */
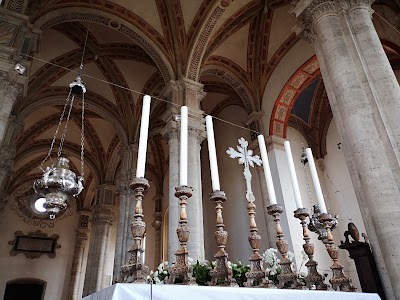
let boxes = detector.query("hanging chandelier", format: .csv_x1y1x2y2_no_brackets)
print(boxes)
33,70,86,219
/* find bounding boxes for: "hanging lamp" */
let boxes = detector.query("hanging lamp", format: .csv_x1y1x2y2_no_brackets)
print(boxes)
33,66,86,219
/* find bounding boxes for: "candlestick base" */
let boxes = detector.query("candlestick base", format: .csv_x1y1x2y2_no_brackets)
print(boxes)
267,204,298,289
319,213,355,292
120,177,150,283
168,186,197,285
209,191,238,287
294,208,327,290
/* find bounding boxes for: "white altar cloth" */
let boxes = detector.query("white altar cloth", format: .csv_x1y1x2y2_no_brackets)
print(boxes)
83,283,381,300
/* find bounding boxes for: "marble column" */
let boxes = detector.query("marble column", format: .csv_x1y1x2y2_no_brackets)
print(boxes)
83,186,115,295
69,211,92,300
291,1,400,297
113,145,137,279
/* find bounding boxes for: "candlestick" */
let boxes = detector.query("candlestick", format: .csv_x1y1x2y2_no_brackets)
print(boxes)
284,141,303,209
257,135,277,205
180,106,188,186
267,204,298,288
209,190,237,286
294,208,327,290
305,148,327,214
120,177,150,283
136,95,151,178
319,213,355,292
206,116,220,191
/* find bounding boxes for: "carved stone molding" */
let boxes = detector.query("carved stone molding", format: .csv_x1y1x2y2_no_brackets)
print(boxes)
8,230,61,259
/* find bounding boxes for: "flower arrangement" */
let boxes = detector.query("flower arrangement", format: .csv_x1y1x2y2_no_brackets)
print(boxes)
149,261,169,284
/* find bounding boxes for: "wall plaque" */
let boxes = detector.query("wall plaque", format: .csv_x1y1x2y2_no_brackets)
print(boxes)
8,230,61,259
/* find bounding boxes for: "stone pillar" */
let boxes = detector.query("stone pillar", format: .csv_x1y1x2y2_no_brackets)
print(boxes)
0,75,22,144
291,1,400,297
152,194,163,266
69,211,92,300
83,186,115,295
161,78,206,262
162,121,180,264
113,145,137,279
0,116,23,210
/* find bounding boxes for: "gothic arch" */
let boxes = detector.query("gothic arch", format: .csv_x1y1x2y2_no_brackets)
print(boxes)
201,65,255,114
269,56,320,138
33,8,174,83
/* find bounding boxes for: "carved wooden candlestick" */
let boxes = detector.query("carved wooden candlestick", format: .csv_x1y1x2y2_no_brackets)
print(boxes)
267,204,298,288
209,190,237,286
168,186,197,285
119,177,150,283
319,213,355,292
294,208,327,290
245,201,273,287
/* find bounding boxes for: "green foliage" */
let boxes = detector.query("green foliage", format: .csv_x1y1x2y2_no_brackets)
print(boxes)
231,261,250,287
192,261,212,286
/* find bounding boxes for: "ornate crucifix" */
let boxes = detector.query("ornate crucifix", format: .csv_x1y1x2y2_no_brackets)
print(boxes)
226,137,262,202
226,137,271,287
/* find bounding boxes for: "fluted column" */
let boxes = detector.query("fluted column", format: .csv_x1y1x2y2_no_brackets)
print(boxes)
83,187,115,295
292,1,400,297
69,211,92,300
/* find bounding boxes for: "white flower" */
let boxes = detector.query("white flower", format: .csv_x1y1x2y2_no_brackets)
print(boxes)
163,270,168,275
154,270,159,277
227,261,232,269
150,270,154,276
211,261,216,267
232,263,237,268
164,261,169,266
188,257,195,265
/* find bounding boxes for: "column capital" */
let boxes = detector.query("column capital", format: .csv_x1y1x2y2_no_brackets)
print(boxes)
94,204,115,226
265,135,286,151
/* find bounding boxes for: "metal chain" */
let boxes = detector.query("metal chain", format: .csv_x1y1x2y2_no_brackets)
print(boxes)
39,89,72,171
80,93,85,179
57,94,75,159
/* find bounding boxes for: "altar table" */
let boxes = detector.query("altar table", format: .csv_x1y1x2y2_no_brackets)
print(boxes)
83,283,381,300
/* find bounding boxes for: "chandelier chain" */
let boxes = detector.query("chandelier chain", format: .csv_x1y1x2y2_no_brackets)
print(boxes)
57,95,75,159
80,93,85,179
39,89,72,171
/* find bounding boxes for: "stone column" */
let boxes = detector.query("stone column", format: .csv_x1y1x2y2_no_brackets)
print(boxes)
161,78,206,262
113,145,137,279
69,211,92,300
0,75,22,144
291,1,400,297
162,120,180,264
83,186,115,295
152,195,163,266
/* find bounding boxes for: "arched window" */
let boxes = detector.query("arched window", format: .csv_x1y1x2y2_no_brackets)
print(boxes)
4,278,46,300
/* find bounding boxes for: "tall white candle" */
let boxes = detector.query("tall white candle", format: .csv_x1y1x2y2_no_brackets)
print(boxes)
284,141,303,209
257,135,277,205
305,148,327,213
136,95,151,178
180,106,188,186
205,116,220,191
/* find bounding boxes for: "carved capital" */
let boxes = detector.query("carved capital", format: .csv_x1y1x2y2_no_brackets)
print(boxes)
94,204,115,226
340,0,374,11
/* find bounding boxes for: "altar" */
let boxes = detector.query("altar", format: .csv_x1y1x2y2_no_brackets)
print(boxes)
83,284,381,300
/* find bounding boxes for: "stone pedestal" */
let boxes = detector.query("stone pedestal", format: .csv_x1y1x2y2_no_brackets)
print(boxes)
291,1,400,297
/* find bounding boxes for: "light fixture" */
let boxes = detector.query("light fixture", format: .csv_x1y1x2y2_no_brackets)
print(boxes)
33,68,86,219
14,63,27,75
34,197,46,213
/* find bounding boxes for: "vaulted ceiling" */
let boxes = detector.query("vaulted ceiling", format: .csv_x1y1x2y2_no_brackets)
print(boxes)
8,0,400,210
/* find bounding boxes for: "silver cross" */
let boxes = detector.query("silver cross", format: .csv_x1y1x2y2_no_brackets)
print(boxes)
226,137,262,202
